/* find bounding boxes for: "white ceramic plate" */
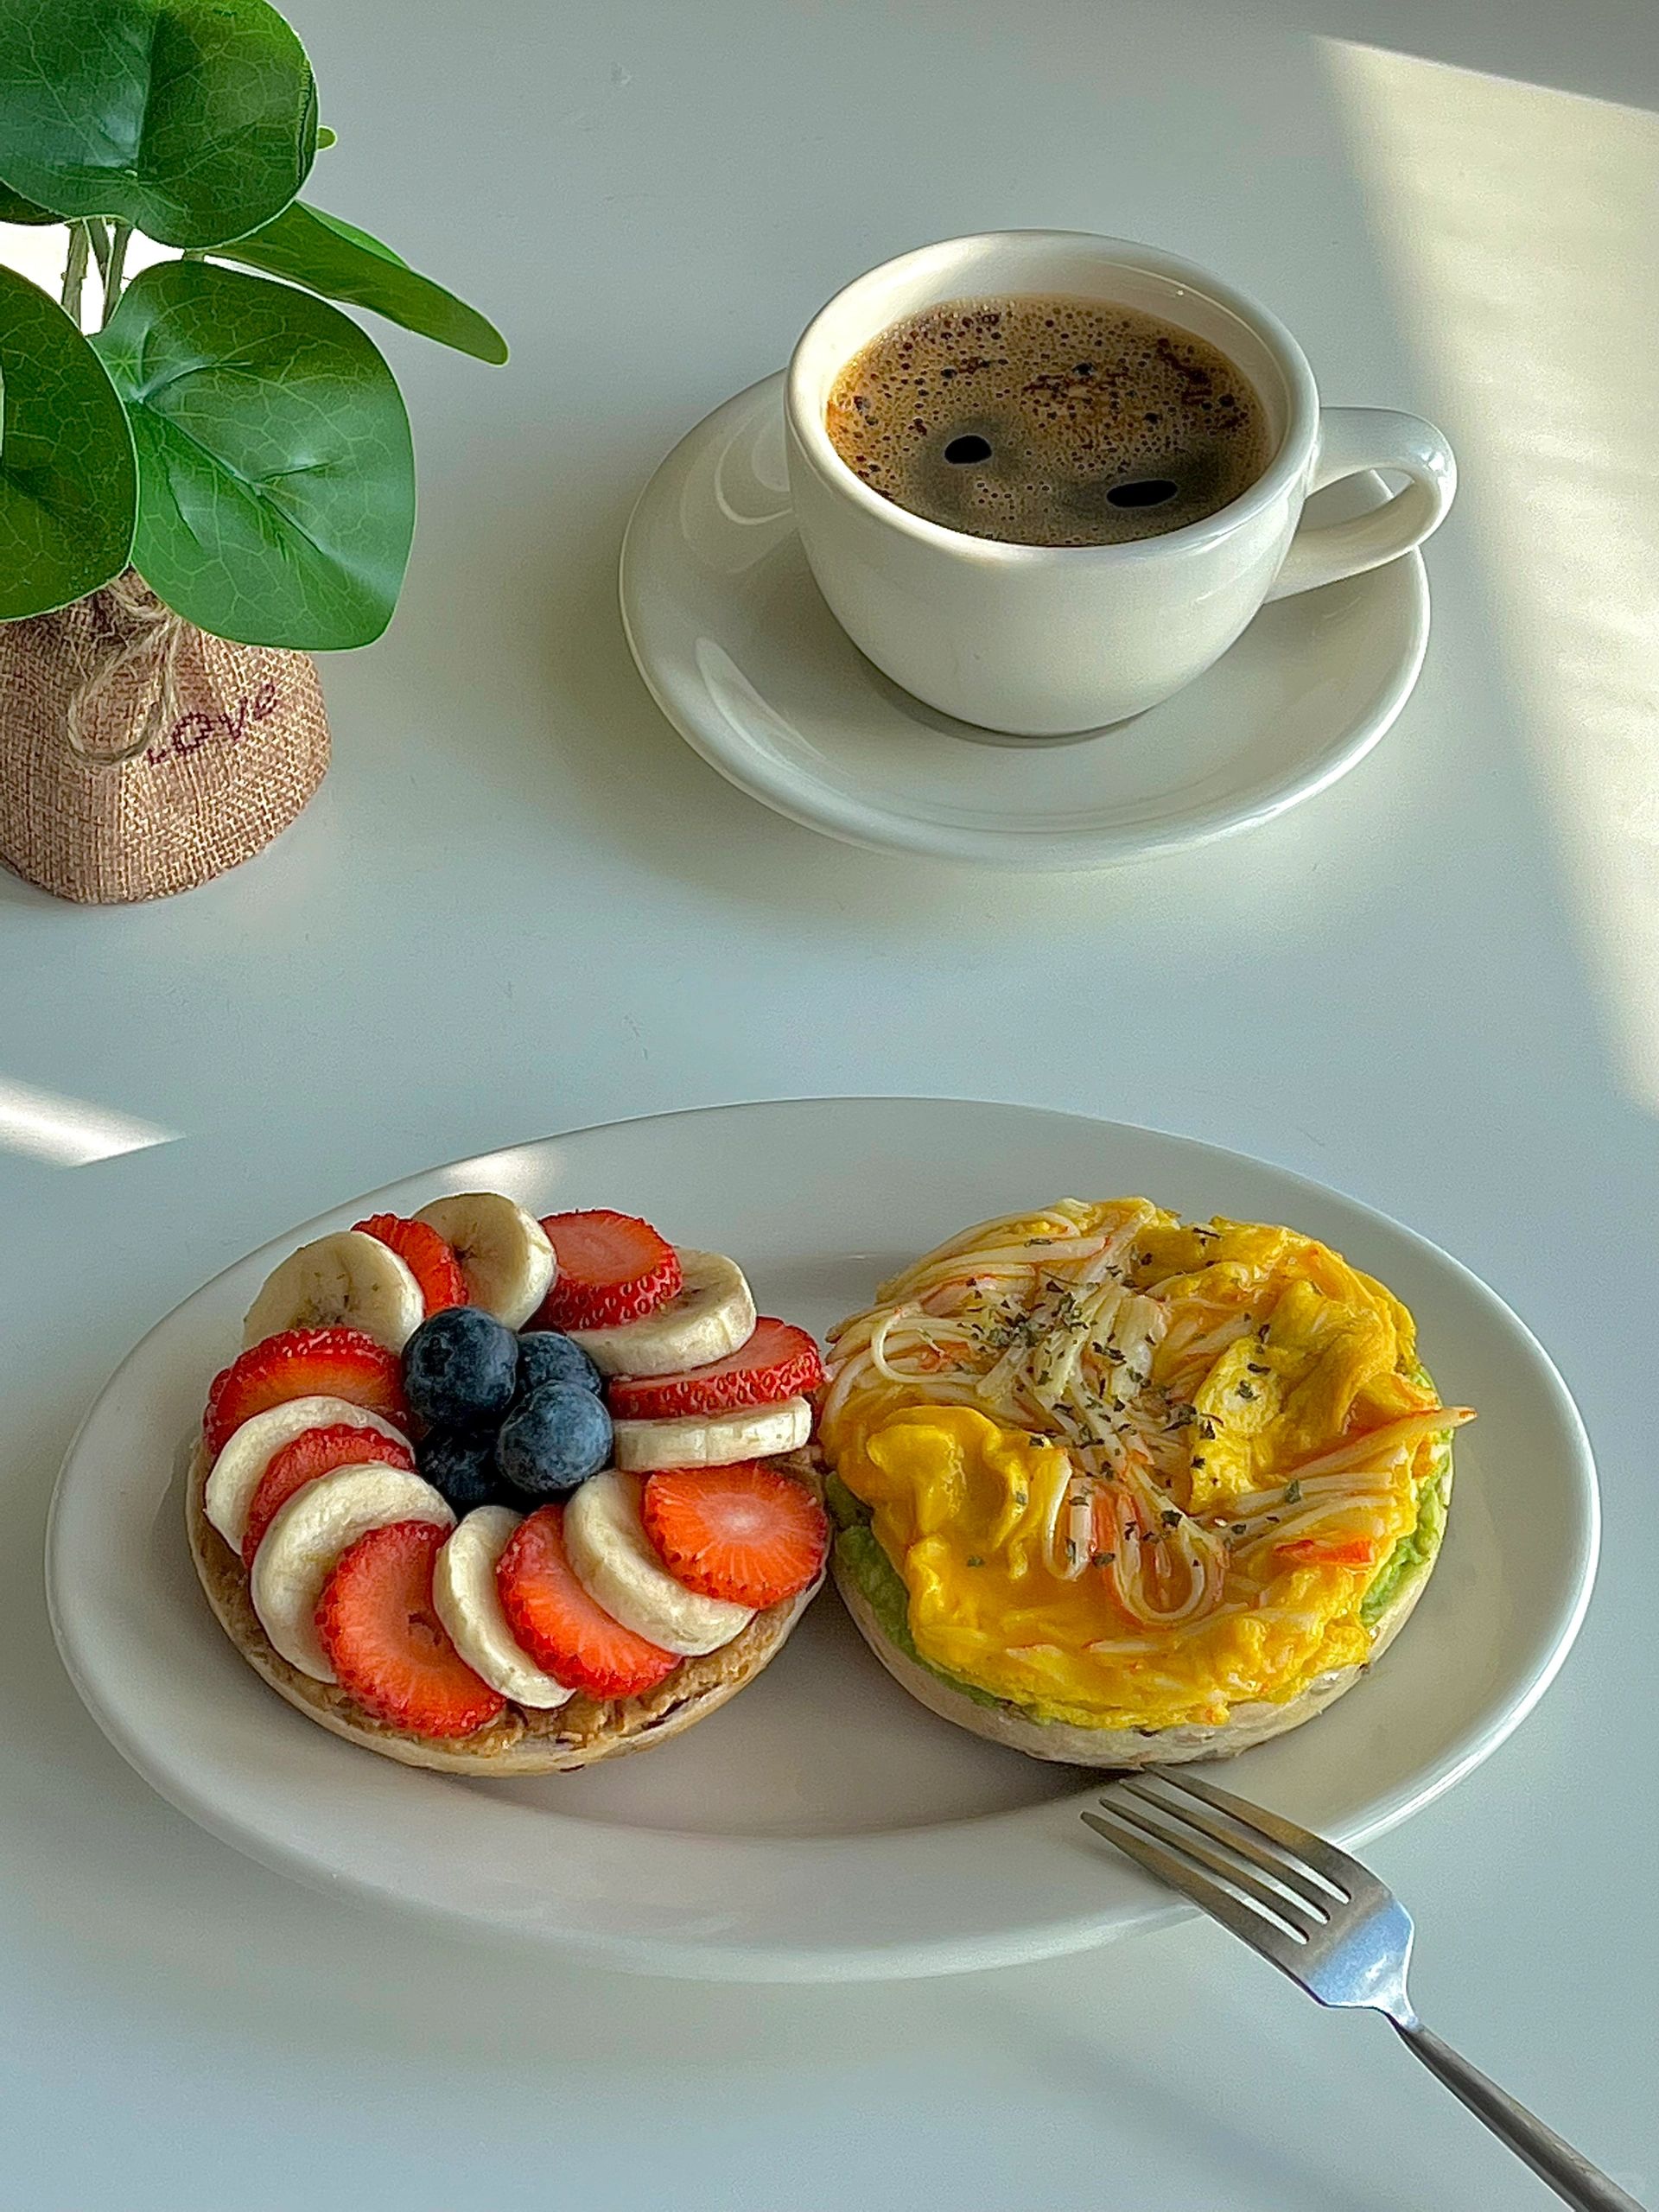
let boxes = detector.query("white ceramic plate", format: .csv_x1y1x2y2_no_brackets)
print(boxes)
619,375,1430,869
48,1100,1594,1981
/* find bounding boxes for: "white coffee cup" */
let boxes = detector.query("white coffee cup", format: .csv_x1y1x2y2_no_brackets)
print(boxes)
785,230,1456,736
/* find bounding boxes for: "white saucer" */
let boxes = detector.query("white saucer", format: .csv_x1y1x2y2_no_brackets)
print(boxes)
48,1100,1593,1980
620,374,1431,870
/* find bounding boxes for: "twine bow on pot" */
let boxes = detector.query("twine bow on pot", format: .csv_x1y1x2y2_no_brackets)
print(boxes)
63,572,190,766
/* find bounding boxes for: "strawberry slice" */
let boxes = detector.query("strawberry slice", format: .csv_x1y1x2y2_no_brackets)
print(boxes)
607,1317,823,1421
353,1213,468,1315
532,1211,682,1331
241,1423,417,1571
203,1327,410,1461
496,1503,677,1698
642,1463,828,1608
316,1520,505,1738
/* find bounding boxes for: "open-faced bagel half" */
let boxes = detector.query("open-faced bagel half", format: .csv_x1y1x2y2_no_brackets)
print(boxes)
820,1196,1467,1769
831,1508,1440,1769
188,1441,826,1777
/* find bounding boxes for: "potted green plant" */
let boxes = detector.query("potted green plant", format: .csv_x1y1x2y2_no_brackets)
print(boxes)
0,0,505,901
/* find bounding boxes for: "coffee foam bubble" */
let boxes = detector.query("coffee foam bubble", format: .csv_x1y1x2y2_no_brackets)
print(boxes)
825,295,1270,546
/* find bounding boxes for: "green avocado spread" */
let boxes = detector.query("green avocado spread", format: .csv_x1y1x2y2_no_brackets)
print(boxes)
1360,1427,1452,1627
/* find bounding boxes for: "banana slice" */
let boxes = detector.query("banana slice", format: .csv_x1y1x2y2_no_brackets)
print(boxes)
411,1193,555,1329
251,1464,454,1681
242,1230,424,1354
432,1505,574,1707
571,1249,756,1378
204,1395,412,1550
564,1471,753,1655
611,1395,811,1473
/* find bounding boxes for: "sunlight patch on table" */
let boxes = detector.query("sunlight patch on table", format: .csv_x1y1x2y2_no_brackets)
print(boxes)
0,1078,176,1166
1324,41,1659,1105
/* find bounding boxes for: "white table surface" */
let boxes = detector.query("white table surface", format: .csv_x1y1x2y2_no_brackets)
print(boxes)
3,1,1656,2204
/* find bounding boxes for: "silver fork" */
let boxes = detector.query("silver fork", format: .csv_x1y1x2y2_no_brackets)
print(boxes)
1084,1772,1645,2211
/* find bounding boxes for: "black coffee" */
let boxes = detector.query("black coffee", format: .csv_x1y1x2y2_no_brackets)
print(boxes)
825,294,1271,546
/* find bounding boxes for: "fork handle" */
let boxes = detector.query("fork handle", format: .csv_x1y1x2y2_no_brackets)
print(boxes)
1392,2020,1646,2210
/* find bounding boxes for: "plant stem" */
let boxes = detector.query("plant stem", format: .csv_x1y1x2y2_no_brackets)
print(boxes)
86,219,111,283
101,221,133,322
60,221,90,324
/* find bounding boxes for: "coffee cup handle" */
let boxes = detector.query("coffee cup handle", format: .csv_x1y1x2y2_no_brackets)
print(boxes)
1266,406,1456,601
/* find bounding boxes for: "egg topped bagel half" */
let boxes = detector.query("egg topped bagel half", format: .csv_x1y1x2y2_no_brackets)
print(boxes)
820,1200,1471,1767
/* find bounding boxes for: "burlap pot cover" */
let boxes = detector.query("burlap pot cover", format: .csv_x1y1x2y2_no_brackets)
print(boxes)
0,578,329,905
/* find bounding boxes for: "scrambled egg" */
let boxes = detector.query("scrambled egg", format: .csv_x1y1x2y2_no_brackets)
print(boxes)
822,1203,1461,1734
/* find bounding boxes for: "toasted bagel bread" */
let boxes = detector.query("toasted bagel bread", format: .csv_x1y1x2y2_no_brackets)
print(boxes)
188,1442,825,1775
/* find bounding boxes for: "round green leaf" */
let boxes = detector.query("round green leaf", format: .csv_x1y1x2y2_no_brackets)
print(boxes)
93,261,413,649
214,200,508,363
0,264,136,619
0,180,57,223
0,0,317,248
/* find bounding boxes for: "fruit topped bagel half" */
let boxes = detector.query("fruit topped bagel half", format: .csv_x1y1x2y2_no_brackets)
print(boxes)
188,1198,830,1774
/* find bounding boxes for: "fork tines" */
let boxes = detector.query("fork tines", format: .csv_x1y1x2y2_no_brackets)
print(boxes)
1083,1768,1375,1967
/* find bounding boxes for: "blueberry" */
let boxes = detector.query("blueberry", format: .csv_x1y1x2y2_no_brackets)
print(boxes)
515,1330,602,1396
403,1306,518,1429
417,1428,507,1515
496,1382,613,1501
